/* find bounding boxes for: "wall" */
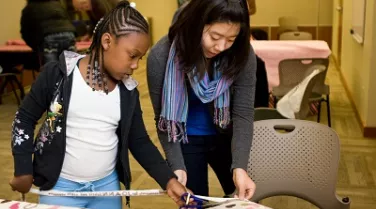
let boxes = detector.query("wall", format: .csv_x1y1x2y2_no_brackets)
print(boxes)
366,0,376,127
250,0,333,46
335,0,376,130
0,0,333,45
131,0,177,44
331,0,340,60
0,0,25,44
132,0,333,44
0,0,177,46
251,0,333,26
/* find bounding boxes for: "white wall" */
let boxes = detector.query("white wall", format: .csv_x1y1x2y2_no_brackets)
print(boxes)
0,0,26,44
132,0,178,44
339,0,376,126
251,0,333,26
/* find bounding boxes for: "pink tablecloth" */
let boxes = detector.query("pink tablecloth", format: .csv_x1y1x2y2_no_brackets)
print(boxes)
0,199,80,209
251,40,331,89
0,40,91,53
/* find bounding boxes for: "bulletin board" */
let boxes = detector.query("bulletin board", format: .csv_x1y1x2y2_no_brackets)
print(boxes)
351,0,366,44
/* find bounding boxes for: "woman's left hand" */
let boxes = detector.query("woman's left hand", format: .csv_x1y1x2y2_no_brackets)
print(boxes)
232,168,256,200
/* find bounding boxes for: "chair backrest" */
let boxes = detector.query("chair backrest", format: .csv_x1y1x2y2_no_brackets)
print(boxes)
279,31,313,40
254,108,286,121
275,65,325,119
248,119,351,209
278,16,299,34
294,66,324,119
278,58,329,94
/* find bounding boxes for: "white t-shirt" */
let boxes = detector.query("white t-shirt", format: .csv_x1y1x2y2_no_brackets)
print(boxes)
60,65,121,182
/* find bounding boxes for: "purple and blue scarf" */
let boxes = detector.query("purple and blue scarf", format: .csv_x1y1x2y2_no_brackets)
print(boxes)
158,41,234,143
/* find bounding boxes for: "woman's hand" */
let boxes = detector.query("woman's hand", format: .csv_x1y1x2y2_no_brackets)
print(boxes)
233,168,256,200
174,169,187,186
166,178,195,207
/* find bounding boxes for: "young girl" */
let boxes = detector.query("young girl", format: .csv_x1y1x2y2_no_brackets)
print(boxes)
10,1,188,208
147,0,257,200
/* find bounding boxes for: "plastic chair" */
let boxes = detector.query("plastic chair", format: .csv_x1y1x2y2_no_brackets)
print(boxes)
279,31,313,40
272,58,331,126
248,119,351,209
278,16,299,35
0,66,24,105
254,108,286,121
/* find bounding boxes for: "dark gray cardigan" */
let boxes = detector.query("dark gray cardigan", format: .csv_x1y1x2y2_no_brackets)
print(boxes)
146,36,257,172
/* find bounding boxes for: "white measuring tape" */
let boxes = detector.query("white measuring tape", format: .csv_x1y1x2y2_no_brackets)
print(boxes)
29,188,166,197
26,188,240,204
194,195,238,203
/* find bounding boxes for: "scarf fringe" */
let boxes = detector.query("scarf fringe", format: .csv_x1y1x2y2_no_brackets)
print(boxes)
158,117,188,143
214,107,231,129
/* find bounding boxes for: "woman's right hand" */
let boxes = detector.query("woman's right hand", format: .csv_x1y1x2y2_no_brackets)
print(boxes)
9,175,33,194
174,169,187,186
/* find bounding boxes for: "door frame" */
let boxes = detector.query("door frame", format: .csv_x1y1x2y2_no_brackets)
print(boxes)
336,0,343,67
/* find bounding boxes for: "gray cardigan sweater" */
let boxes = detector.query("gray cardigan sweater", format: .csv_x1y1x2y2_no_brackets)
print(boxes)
146,36,257,172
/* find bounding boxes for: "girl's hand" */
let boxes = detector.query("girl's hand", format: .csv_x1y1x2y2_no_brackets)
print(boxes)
9,175,33,194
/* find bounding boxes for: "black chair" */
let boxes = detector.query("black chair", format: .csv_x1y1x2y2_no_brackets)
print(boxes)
251,28,269,40
0,66,24,105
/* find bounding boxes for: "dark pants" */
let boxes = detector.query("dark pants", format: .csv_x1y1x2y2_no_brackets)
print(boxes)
181,135,235,196
39,32,76,65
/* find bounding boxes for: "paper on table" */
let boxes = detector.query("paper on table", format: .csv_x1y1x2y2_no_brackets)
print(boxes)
202,199,273,209
192,195,273,209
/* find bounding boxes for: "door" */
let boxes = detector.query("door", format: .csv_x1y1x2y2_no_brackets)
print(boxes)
336,0,343,67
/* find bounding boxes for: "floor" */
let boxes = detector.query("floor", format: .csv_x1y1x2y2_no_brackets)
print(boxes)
0,57,375,209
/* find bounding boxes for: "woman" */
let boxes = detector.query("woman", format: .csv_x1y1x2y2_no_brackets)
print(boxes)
10,1,189,208
66,0,120,39
147,0,257,199
21,0,76,64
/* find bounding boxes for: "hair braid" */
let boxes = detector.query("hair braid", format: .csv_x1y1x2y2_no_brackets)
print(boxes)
86,0,148,94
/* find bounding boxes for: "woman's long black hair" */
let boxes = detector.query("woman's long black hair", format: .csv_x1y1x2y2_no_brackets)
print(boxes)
169,0,251,79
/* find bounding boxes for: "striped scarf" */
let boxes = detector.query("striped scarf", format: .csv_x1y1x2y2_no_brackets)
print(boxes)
158,41,233,143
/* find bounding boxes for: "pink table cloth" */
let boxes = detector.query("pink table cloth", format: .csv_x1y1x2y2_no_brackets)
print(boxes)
0,199,80,209
0,44,90,53
251,40,331,90
0,40,91,52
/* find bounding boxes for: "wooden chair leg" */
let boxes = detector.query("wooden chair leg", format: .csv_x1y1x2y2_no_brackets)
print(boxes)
317,100,322,123
12,75,25,100
9,79,20,106
0,77,9,105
